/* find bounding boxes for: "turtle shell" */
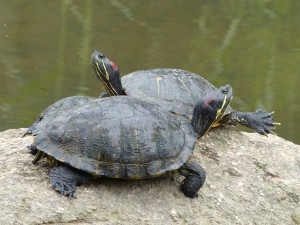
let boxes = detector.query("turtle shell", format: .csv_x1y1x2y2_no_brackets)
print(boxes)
122,68,232,116
24,96,96,136
33,96,197,179
37,96,95,122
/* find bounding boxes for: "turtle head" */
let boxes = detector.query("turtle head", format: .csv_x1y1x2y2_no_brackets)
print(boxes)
191,84,233,137
91,51,126,96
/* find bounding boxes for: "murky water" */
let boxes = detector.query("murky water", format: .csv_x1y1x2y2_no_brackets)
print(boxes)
0,0,299,144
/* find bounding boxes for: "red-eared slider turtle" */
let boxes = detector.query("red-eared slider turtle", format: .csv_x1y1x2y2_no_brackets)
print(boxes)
29,85,233,197
91,51,280,135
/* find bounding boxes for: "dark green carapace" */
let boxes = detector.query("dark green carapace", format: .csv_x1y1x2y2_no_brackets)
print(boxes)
23,96,96,137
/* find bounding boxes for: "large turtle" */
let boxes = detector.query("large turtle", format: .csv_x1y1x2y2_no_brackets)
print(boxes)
29,84,233,197
91,51,279,135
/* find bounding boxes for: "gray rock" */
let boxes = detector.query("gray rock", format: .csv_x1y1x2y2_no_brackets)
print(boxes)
0,127,299,225
292,208,300,225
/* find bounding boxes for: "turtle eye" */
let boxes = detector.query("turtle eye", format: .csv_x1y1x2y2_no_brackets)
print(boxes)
98,53,105,58
222,89,228,94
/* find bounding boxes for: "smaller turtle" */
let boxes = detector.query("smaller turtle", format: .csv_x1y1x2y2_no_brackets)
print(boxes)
29,84,233,198
91,51,280,136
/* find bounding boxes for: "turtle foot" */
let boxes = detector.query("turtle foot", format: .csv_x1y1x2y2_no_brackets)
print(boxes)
50,165,89,197
181,175,202,198
179,162,206,198
249,109,278,136
223,109,279,136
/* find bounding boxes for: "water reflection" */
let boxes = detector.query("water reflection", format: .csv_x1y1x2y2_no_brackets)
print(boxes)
0,0,299,144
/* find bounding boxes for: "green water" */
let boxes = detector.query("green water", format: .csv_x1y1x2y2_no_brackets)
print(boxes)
0,0,299,144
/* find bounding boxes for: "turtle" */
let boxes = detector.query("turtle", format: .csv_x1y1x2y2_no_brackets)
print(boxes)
91,51,280,135
29,84,233,197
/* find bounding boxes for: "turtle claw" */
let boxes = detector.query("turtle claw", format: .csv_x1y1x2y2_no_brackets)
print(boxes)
53,178,76,197
270,130,277,136
99,92,109,98
261,129,277,137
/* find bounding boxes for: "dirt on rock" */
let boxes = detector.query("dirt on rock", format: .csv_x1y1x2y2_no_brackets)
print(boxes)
0,127,299,225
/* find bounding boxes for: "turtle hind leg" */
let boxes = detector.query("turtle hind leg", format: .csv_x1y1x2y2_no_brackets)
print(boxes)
22,125,35,138
50,165,90,197
179,162,206,198
22,117,43,137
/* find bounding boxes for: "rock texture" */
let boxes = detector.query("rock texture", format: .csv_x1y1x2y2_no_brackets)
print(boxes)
0,127,299,225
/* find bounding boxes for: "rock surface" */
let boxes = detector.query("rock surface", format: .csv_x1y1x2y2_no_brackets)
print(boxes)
0,127,299,225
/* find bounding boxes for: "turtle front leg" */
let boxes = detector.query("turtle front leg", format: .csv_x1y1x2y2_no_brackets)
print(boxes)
219,109,280,135
179,162,206,198
50,165,90,197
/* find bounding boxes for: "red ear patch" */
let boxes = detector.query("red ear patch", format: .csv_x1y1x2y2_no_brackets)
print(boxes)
203,95,217,108
110,61,118,71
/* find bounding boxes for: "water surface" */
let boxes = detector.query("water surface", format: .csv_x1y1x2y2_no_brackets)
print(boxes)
0,0,299,144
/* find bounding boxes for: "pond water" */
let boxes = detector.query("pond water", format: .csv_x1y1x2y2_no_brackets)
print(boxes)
0,0,299,144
